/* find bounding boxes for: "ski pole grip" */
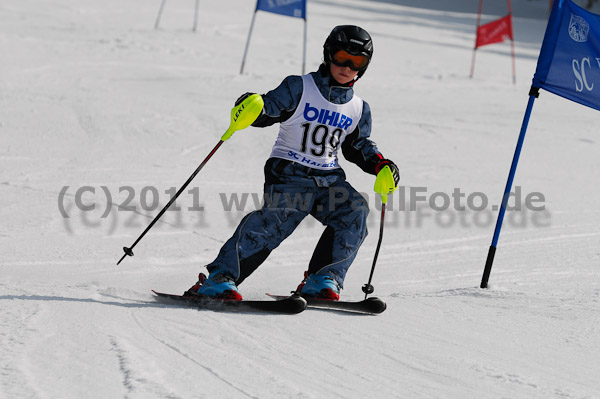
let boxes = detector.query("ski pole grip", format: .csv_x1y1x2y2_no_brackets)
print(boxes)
374,165,396,204
220,94,264,141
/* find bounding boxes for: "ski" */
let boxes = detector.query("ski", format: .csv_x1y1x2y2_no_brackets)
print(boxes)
267,294,386,314
153,291,307,314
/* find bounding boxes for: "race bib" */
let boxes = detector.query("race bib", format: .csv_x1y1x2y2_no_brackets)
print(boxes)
269,74,363,170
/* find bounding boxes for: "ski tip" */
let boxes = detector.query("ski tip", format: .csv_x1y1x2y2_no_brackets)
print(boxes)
287,295,308,314
265,293,306,314
364,297,387,314
152,290,172,296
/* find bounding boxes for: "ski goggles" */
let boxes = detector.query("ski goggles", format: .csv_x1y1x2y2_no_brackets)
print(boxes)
329,49,370,71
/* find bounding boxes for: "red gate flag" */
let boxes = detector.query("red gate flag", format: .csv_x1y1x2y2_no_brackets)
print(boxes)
476,14,514,48
470,1,516,83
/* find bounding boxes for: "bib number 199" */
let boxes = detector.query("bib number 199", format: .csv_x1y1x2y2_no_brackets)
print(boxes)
300,122,343,157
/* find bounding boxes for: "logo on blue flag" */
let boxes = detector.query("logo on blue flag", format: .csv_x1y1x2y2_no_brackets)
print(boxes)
532,0,600,111
256,0,306,19
569,14,589,42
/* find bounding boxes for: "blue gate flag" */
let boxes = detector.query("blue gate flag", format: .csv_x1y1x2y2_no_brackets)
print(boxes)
532,0,600,111
256,0,306,19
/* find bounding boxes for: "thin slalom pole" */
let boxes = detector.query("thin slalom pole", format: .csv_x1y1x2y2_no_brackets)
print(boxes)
510,36,517,85
480,87,539,288
193,0,199,32
508,0,516,84
302,18,307,75
470,0,484,78
154,0,168,30
240,9,258,74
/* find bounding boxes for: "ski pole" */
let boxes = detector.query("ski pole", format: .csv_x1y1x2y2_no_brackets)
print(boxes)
362,201,386,299
116,94,264,265
362,165,396,299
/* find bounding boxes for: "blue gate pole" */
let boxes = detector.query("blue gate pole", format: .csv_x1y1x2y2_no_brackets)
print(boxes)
480,87,539,288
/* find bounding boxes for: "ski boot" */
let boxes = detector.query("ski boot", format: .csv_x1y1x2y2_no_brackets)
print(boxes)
296,272,340,301
185,273,243,300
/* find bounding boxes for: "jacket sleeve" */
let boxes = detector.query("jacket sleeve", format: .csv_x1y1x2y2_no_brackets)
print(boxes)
341,101,384,175
251,75,303,127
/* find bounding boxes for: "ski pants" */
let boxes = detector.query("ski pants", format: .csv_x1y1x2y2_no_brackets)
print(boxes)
206,158,369,288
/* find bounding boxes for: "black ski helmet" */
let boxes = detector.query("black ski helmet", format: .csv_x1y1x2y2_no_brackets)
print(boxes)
324,25,373,79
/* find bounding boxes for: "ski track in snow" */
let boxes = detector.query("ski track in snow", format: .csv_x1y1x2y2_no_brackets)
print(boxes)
1,298,42,399
2,0,600,398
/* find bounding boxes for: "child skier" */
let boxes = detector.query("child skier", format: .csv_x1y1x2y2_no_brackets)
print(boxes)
187,25,399,301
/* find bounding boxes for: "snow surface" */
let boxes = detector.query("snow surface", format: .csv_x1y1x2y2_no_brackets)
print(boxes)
1,0,600,398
